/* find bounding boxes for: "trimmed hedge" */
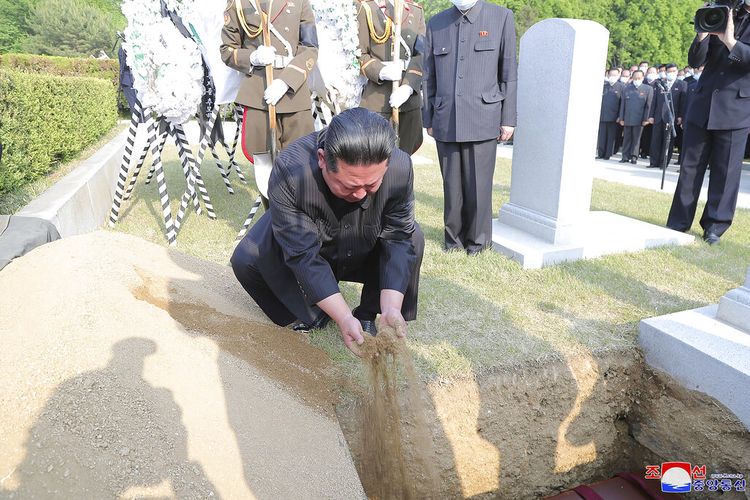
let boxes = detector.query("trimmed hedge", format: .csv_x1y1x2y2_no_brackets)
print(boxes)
0,68,117,196
0,53,118,83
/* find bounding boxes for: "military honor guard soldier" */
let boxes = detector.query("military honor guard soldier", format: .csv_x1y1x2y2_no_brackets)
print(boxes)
617,70,653,164
357,0,427,155
220,0,319,156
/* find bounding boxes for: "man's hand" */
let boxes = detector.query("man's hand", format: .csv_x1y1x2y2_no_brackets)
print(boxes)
338,314,365,357
711,9,737,51
264,79,289,106
390,84,414,108
642,120,650,127
380,307,407,338
618,119,625,126
677,117,683,127
427,127,433,137
648,118,655,125
379,62,403,82
250,45,276,67
499,126,515,142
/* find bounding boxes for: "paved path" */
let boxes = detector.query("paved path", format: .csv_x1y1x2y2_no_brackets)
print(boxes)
495,144,750,210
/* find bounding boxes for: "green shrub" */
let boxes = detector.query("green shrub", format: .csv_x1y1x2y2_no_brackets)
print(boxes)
0,53,118,82
0,68,117,196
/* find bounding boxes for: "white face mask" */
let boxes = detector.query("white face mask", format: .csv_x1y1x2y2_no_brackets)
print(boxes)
694,72,702,80
633,79,643,88
639,66,648,73
677,76,685,81
646,74,657,83
659,71,666,79
666,72,677,82
450,0,477,11
620,76,629,83
608,76,619,85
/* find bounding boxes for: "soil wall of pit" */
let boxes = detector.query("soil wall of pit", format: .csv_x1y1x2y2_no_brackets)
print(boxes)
338,349,750,499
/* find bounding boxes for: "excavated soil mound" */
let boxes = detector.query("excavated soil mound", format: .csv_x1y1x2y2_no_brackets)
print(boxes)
0,231,365,499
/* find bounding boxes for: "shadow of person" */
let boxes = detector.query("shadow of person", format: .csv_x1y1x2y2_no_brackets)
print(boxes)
5,338,218,499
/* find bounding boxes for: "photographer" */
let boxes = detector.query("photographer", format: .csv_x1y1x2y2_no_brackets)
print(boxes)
667,0,750,244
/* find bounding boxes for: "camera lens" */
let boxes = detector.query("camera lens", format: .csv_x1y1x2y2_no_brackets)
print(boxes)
697,7,728,32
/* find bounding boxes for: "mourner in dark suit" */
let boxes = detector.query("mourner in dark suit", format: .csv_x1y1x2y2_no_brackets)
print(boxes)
668,5,750,244
617,71,653,164
422,0,518,254
231,108,424,355
648,64,687,168
597,69,625,160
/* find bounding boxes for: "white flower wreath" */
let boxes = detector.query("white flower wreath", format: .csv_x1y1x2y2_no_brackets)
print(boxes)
310,0,366,110
121,0,204,124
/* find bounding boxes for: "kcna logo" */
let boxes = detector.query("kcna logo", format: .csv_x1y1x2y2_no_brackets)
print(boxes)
645,462,705,493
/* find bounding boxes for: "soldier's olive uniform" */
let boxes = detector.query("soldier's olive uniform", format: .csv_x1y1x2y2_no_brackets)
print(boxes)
357,0,426,155
221,0,318,154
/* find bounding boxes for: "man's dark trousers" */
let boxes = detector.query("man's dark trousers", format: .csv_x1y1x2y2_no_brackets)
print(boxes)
597,121,618,159
436,139,497,252
650,122,676,167
231,221,425,326
621,125,644,160
667,122,750,236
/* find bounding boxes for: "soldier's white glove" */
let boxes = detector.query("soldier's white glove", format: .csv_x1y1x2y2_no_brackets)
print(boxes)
264,79,289,106
379,62,403,82
389,84,413,108
250,45,276,67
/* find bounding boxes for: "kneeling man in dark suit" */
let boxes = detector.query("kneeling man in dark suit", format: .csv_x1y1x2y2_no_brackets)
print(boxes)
231,108,424,356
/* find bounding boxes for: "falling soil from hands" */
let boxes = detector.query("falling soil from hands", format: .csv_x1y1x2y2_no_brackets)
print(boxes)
359,322,439,499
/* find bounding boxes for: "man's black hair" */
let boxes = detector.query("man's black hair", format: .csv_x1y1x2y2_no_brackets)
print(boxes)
639,60,649,66
318,107,397,173
666,63,678,70
632,70,644,77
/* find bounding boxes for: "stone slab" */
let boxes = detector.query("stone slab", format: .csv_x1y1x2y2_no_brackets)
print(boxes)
492,210,695,269
639,306,750,430
717,267,750,333
17,128,128,237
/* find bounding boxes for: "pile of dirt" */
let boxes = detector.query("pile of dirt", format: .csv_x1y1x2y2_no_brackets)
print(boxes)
0,231,365,499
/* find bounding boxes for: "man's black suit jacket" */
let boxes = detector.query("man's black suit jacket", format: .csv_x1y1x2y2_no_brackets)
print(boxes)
246,131,417,307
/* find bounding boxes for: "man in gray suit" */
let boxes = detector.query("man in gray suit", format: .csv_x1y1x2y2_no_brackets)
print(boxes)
422,0,517,255
617,70,653,164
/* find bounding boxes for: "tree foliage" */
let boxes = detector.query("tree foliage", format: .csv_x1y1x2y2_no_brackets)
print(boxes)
419,0,705,67
0,0,125,56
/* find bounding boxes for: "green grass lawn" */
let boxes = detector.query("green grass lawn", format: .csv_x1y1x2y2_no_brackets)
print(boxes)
110,137,750,381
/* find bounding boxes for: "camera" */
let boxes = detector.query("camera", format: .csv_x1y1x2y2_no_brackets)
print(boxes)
695,0,744,33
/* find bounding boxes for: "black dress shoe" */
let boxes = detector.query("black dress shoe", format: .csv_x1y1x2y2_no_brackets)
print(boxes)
630,157,637,164
703,231,721,245
359,319,378,337
618,158,628,163
292,312,331,333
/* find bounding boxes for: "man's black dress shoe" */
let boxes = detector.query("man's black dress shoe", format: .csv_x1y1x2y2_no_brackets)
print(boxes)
359,319,378,336
703,231,721,245
630,157,637,164
292,312,331,333
619,158,628,163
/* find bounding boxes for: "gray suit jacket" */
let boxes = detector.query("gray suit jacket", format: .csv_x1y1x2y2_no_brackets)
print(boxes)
618,83,653,126
422,1,518,142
